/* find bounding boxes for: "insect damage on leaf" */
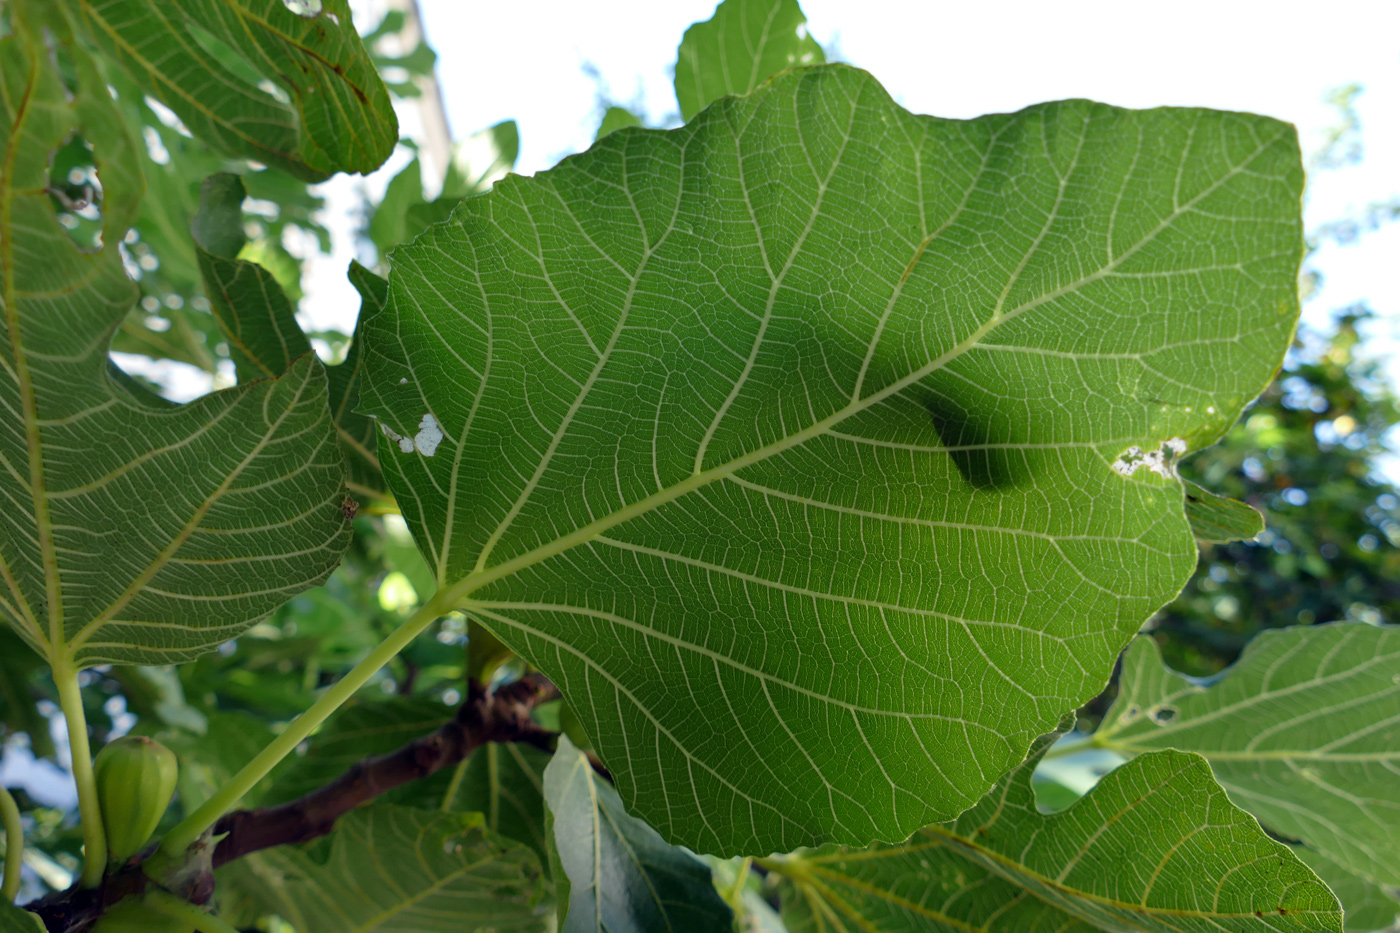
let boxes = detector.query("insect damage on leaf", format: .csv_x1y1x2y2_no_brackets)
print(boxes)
1111,438,1188,478
378,414,444,457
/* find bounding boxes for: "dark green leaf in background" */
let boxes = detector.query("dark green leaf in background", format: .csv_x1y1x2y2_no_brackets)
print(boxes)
361,63,1304,854
675,0,825,121
217,805,547,932
544,736,733,933
69,0,398,180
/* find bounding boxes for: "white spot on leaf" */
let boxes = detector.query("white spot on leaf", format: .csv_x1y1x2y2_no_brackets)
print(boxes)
413,414,444,457
379,415,445,457
1112,438,1187,479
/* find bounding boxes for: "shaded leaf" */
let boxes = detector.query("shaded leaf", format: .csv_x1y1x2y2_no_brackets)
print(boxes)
191,175,383,495
367,157,425,260
0,627,55,758
1184,479,1264,543
1100,626,1400,887
544,736,732,933
1292,847,1400,933
70,0,397,180
675,0,825,122
360,64,1304,853
431,741,552,868
0,903,43,932
194,173,310,381
336,264,386,498
216,804,547,932
265,695,450,804
0,19,350,668
164,710,276,810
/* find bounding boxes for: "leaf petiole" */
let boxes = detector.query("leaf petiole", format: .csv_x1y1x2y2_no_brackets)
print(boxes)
1,786,22,902
53,663,106,887
159,590,455,858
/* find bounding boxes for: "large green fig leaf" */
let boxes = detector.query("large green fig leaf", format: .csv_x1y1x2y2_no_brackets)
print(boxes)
361,64,1304,854
675,0,825,121
544,736,733,933
216,804,547,932
67,0,397,181
0,22,350,669
1099,625,1400,888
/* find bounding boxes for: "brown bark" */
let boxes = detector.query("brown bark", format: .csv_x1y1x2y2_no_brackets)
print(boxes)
211,673,558,867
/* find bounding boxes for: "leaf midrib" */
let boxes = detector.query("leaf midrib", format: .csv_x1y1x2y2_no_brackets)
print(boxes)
432,112,1285,620
0,37,58,651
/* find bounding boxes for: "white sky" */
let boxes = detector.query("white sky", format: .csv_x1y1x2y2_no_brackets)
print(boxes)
300,0,1400,363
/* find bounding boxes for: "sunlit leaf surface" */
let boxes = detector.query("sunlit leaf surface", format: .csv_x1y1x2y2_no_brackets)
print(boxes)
359,63,1304,854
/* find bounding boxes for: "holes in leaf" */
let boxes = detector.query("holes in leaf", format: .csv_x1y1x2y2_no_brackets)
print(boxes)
48,136,105,251
1148,705,1178,725
282,0,324,15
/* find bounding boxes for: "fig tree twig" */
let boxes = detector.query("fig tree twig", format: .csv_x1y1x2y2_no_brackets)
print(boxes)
209,673,559,867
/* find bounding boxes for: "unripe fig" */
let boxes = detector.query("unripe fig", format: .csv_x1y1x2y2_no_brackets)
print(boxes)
91,898,192,933
93,735,178,864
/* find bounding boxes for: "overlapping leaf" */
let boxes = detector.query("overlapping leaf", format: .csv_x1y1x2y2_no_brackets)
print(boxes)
361,62,1303,854
675,0,825,121
773,726,1341,933
434,741,552,868
216,804,547,932
544,736,733,933
1099,625,1400,888
191,173,384,495
0,21,350,669
69,0,397,180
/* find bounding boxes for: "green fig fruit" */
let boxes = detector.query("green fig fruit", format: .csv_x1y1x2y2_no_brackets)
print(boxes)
94,735,178,864
90,898,192,933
